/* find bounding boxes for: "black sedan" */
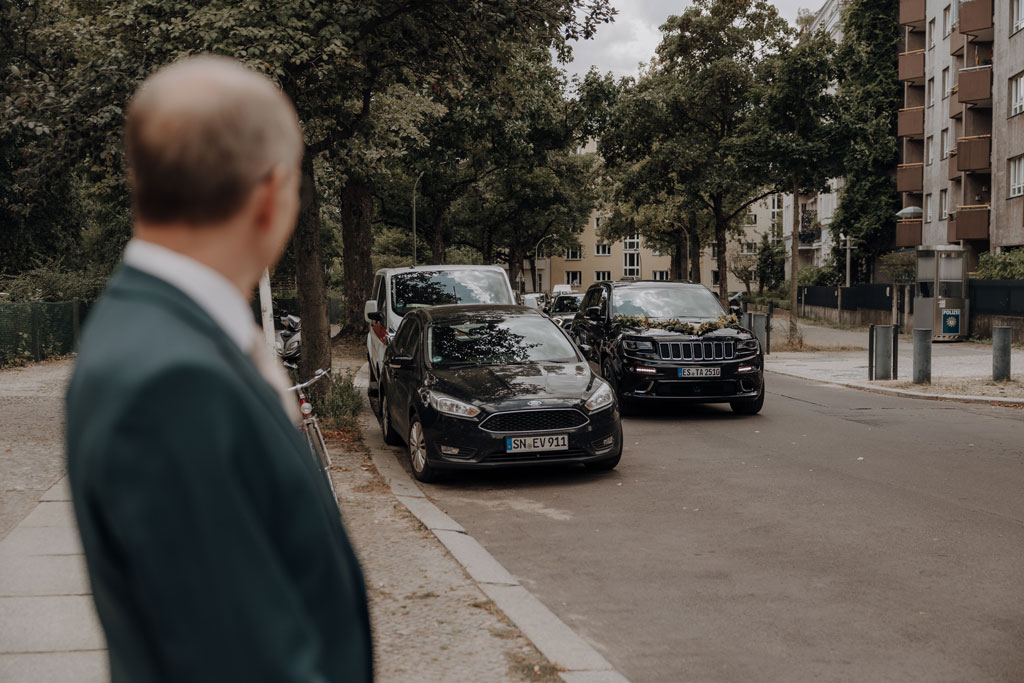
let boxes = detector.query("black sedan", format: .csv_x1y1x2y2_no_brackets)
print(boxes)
373,305,622,482
570,281,764,414
545,292,584,329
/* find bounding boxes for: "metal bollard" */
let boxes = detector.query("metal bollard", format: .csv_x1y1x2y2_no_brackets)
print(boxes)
752,313,768,352
868,324,875,380
912,328,931,384
743,312,753,331
993,326,1011,382
873,325,893,380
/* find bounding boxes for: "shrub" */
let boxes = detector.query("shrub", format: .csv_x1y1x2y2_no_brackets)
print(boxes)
797,264,840,286
1,266,108,302
975,250,1024,280
312,374,364,431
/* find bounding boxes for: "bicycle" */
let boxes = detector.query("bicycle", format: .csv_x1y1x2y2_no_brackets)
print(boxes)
289,368,332,481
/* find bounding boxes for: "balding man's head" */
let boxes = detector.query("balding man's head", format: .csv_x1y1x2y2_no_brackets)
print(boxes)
125,55,302,226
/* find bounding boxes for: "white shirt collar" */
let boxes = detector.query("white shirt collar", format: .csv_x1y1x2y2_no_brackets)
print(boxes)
122,239,255,353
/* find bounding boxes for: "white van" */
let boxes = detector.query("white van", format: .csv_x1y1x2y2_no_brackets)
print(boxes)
364,265,516,383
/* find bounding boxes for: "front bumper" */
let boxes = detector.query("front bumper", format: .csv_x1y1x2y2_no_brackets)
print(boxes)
617,355,763,403
421,405,621,469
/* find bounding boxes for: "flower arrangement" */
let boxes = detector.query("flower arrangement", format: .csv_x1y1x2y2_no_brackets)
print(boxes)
610,313,740,336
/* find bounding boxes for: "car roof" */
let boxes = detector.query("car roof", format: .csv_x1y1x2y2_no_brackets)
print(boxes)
411,304,542,323
597,279,703,289
376,264,507,276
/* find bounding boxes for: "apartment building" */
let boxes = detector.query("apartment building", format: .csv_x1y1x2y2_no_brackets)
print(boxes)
895,0,1024,259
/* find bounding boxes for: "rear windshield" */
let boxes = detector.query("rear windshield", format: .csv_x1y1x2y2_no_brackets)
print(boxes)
428,317,579,367
551,295,582,313
612,286,725,319
391,270,511,317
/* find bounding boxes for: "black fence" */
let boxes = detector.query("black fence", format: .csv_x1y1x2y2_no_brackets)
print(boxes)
0,301,91,368
968,280,1024,316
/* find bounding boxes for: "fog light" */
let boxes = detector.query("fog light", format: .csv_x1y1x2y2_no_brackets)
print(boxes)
440,445,460,455
634,366,657,375
592,434,617,453
599,435,615,447
737,365,755,373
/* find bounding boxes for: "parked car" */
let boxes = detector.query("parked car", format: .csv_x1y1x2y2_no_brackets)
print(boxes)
569,281,764,414
546,292,584,329
522,292,545,310
374,304,622,482
364,266,516,386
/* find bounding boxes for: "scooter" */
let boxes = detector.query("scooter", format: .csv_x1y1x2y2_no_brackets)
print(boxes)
274,309,301,369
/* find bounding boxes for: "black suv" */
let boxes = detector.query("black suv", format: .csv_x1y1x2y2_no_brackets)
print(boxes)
569,281,764,414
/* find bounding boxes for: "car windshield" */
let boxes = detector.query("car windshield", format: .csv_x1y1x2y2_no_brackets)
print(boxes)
551,295,582,313
391,270,511,317
612,285,725,319
428,316,579,367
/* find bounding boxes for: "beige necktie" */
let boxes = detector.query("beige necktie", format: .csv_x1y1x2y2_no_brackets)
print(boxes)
248,326,301,425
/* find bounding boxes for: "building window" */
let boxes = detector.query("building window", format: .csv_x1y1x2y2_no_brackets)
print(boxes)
623,252,639,279
928,78,935,107
1014,0,1024,33
927,136,934,165
940,189,948,219
652,270,670,281
941,128,950,159
928,18,936,47
711,243,719,258
943,5,951,35
623,233,640,251
595,243,611,256
565,247,581,260
1011,155,1024,198
594,216,603,230
712,270,720,286
741,241,757,255
770,193,783,226
941,67,949,98
595,270,611,281
925,193,933,222
565,271,582,286
743,212,756,225
1012,72,1024,116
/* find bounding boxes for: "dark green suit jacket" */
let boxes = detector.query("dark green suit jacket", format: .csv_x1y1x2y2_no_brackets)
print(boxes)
66,266,372,682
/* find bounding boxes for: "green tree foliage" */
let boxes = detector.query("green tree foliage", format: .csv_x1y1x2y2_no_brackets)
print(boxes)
728,253,758,296
755,234,787,294
829,0,902,281
974,251,1024,280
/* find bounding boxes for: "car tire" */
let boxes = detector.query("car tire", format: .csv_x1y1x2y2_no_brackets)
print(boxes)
730,379,765,415
380,390,403,445
408,414,440,483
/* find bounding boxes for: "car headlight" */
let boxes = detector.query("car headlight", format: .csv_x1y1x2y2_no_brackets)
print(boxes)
427,391,481,419
585,381,615,412
623,339,655,353
737,338,759,353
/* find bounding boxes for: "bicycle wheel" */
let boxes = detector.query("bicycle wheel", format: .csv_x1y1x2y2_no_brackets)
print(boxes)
305,418,332,471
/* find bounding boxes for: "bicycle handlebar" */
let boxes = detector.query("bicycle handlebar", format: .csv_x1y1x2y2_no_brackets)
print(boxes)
287,368,331,392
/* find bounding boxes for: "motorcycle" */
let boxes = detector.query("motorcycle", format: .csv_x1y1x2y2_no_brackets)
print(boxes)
274,307,302,369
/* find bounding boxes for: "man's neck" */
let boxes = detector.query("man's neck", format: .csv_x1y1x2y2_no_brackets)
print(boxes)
133,223,256,296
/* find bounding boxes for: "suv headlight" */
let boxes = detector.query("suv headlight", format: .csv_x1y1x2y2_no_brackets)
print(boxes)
736,338,759,353
585,381,615,412
427,391,481,419
623,339,655,353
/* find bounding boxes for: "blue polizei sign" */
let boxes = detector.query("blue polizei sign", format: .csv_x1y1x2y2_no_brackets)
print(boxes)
941,308,961,335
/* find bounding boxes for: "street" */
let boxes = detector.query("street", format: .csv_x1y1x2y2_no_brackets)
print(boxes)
410,372,1024,682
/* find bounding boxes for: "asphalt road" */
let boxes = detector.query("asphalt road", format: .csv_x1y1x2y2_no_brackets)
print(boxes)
407,372,1024,683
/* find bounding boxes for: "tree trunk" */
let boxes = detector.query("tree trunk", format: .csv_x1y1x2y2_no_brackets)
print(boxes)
340,178,375,332
507,246,525,294
715,223,728,306
789,177,800,341
670,228,688,280
295,147,331,392
689,227,702,283
528,255,538,292
430,215,446,264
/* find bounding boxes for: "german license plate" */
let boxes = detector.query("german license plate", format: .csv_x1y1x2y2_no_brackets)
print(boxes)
505,434,568,453
678,367,721,378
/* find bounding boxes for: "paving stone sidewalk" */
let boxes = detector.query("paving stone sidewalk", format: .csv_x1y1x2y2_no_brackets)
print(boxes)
0,357,556,682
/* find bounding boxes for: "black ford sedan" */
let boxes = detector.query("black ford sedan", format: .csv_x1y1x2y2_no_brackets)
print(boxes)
570,281,764,414
373,305,622,482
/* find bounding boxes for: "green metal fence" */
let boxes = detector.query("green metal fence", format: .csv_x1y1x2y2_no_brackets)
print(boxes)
0,301,90,368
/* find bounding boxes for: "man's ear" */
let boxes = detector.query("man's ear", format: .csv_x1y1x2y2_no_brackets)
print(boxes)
252,167,283,234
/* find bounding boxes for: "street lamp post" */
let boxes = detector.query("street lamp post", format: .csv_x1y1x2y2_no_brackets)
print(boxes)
532,233,556,293
412,171,425,266
839,232,852,287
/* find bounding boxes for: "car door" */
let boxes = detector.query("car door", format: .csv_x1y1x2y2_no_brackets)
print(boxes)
573,286,604,372
369,272,389,377
385,316,420,438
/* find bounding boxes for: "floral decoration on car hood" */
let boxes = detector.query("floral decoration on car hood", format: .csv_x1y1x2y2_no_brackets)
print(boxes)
610,313,741,336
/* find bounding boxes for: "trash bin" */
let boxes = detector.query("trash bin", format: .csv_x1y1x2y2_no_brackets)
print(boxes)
914,245,969,342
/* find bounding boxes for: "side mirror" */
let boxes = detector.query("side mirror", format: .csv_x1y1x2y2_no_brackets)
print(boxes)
387,355,413,369
585,306,602,321
364,300,381,324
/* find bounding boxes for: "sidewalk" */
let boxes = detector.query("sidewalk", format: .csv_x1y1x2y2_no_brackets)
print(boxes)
766,315,1024,404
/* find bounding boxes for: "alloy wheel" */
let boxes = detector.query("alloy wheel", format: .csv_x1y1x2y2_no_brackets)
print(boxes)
409,420,427,473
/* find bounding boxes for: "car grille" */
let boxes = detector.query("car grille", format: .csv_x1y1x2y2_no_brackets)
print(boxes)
657,340,735,362
654,380,737,397
486,449,589,462
479,409,589,433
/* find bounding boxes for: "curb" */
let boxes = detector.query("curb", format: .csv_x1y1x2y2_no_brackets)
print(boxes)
352,364,628,683
765,366,1024,407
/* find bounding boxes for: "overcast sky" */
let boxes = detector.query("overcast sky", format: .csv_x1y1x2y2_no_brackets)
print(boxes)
564,0,813,81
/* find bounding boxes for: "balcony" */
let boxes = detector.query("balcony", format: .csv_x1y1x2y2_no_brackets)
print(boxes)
948,205,989,240
948,153,961,180
957,65,992,106
895,220,923,247
949,28,964,55
959,0,993,38
898,50,926,84
899,0,926,27
898,107,925,138
956,135,991,172
897,163,924,192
